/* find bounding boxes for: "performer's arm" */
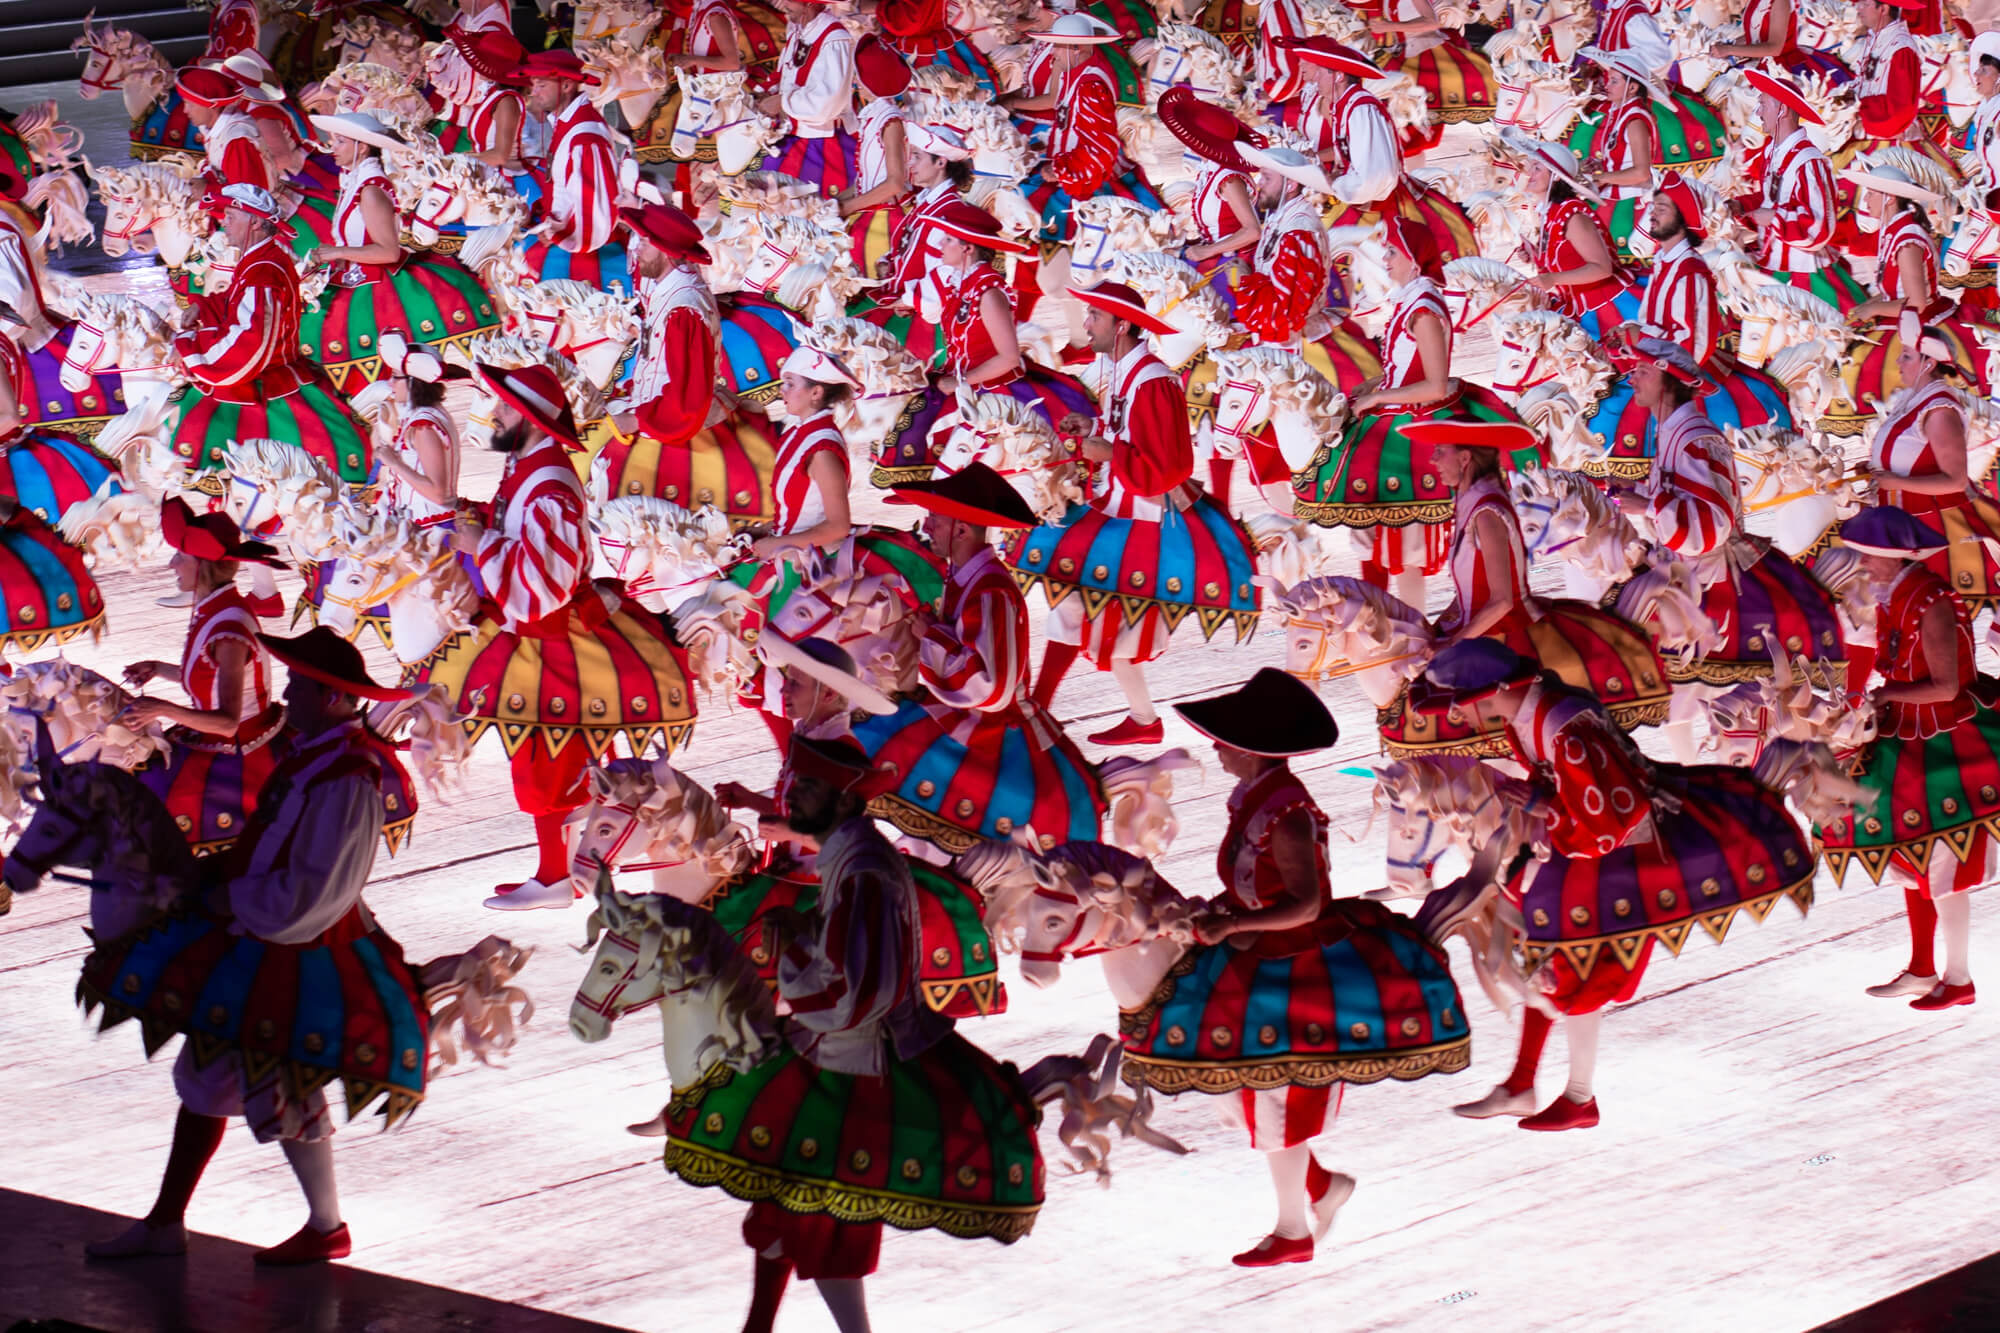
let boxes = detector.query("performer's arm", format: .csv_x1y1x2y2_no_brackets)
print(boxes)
1194,807,1322,944
921,587,1023,712
778,28,856,127
672,10,744,72
1771,156,1837,248
950,286,1022,388
1877,404,1972,494
555,134,619,253
177,281,281,388
228,771,384,943
1236,230,1325,344
318,181,402,267
1875,598,1963,705
474,491,588,622
1184,175,1261,264
1047,72,1120,196
1714,0,1790,58
1533,211,1619,289
1328,104,1400,204
1641,437,1739,555
1860,47,1922,139
472,95,524,170
1356,306,1451,411
1110,375,1194,496
778,866,903,1031
839,117,908,217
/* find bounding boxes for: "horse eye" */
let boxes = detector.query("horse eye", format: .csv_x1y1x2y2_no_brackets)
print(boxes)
1044,915,1064,933
597,961,619,977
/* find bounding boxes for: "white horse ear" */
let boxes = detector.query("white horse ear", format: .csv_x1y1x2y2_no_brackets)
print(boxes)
585,766,615,800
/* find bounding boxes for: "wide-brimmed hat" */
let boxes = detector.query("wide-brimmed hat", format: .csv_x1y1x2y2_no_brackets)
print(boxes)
1839,149,1947,205
260,626,414,702
309,111,407,154
176,67,244,108
1382,215,1442,281
622,202,710,263
904,122,971,161
929,200,1035,255
1174,668,1337,756
476,361,581,447
1973,30,2000,71
1399,419,1542,454
1158,86,1263,172
1578,46,1664,103
1029,12,1120,43
220,183,280,220
518,48,599,85
787,733,899,800
1507,136,1602,202
1418,638,1538,707
888,460,1040,529
758,632,898,716
453,27,528,83
1653,169,1708,242
161,495,284,568
218,51,284,103
1237,141,1335,196
1068,280,1176,336
1610,334,1704,385
1274,36,1383,81
1839,505,1948,558
1744,67,1823,126
855,33,912,98
780,345,862,388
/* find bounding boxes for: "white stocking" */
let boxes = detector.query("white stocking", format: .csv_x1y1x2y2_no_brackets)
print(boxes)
1938,894,1973,986
815,1278,871,1333
1661,719,1700,767
248,563,278,600
1109,660,1157,725
1264,1143,1312,1240
279,1137,342,1233
1393,567,1427,616
1563,1010,1601,1103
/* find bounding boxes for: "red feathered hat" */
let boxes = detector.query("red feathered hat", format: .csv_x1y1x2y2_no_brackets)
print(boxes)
477,362,581,449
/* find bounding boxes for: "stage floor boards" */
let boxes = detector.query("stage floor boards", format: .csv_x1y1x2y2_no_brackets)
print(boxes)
0,76,1994,1333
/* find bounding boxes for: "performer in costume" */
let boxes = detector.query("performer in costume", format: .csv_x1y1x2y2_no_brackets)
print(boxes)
1615,337,1847,761
202,0,261,63
667,0,751,76
1827,153,1986,438
169,185,373,495
857,464,1104,849
1415,639,1811,1130
1019,282,1260,746
519,49,629,292
31,629,422,1264
299,113,500,395
1272,37,1474,262
660,735,1043,1333
431,0,517,132
1160,87,1261,296
598,203,774,526
1366,0,1498,158
1954,32,2000,317
443,30,531,172
1514,137,1641,339
125,498,286,855
1117,669,1468,1265
875,201,1089,487
1253,0,1308,99
835,36,912,273
1863,314,2000,611
1291,216,1525,608
1712,0,1853,82
1851,0,1957,165
861,120,974,374
1740,68,1868,310
755,0,860,195
1590,172,1793,473
1007,14,1162,248
1570,49,1660,261
712,634,880,832
1817,507,1998,1011
1372,419,1669,760
425,363,697,910
1578,21,1728,177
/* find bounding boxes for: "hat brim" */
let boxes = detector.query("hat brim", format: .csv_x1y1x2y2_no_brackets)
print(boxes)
930,219,1035,255
1156,91,1256,172
259,634,416,702
1838,168,1942,205
1067,286,1177,337
1399,419,1541,452
308,115,407,155
1840,538,1947,558
1173,696,1337,757
1237,142,1336,196
1744,71,1824,126
1028,29,1122,44
1297,53,1386,80
479,368,583,449
757,631,899,716
623,217,712,263
886,483,1040,530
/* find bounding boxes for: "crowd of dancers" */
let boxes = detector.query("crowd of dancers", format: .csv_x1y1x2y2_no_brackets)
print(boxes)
0,0,1996,1328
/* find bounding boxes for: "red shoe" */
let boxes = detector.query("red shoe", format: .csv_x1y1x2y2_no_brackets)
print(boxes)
1231,1232,1314,1268
246,592,285,619
1086,715,1163,746
253,1222,351,1266
1910,981,1976,1011
1519,1095,1600,1132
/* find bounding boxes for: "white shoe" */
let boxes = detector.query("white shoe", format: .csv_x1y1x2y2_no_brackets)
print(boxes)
86,1219,188,1259
1309,1170,1357,1242
155,590,195,608
626,1110,670,1138
1865,970,1939,998
483,876,575,910
1363,882,1429,902
1452,1084,1537,1119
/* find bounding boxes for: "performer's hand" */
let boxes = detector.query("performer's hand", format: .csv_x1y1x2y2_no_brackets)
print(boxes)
1080,436,1112,463
937,374,958,393
1611,489,1647,514
122,660,166,688
713,780,756,808
1058,411,1093,437
1191,908,1235,947
120,698,176,729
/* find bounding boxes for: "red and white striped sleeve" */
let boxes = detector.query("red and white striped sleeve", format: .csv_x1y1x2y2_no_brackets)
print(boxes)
178,278,281,388
1048,63,1120,197
474,485,588,624
920,583,1026,712
1645,257,1718,368
1772,152,1836,251
1647,432,1739,557
553,130,618,254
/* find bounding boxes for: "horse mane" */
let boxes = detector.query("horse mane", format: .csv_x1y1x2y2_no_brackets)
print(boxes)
451,333,608,422
586,757,758,880
1212,344,1344,415
802,317,927,391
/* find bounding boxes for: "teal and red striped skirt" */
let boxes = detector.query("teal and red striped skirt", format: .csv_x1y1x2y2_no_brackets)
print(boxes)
0,504,104,653
1585,353,1793,482
0,427,121,528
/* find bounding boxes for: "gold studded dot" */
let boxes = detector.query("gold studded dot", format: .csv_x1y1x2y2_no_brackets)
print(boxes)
955,798,975,817
1165,576,1182,593
1700,877,1721,898
1614,898,1632,917
258,1019,276,1039
665,484,680,500
1166,1025,1187,1045
1657,889,1677,909
356,1042,377,1064
17,607,33,623
1747,863,1767,885
1258,1024,1279,1045
1027,548,1045,565
1008,1163,1025,1185
1532,908,1549,927
994,816,1014,835
162,990,182,1012
208,1004,228,1026
1605,676,1623,694
55,593,73,612
705,1112,725,1134
402,1048,420,1070
1943,797,1961,816
590,698,608,716
1903,810,1922,827
1569,905,1590,925
1400,1016,1421,1037
176,814,193,831
217,812,234,830
1349,1021,1370,1040
1385,476,1400,492
1129,570,1145,588
507,692,526,712
956,1165,977,1187
916,779,936,798
303,1032,325,1054
931,947,950,966
971,942,987,962
631,696,650,713
850,1149,871,1172
1210,1025,1232,1046
905,1158,925,1180
1304,1022,1324,1043
120,972,141,995
1864,817,1883,834
1091,564,1109,581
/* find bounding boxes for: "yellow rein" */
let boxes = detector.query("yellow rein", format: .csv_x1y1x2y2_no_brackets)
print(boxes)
325,550,458,609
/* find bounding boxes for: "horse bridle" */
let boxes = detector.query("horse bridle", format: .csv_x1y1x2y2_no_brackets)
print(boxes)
1016,881,1116,965
573,796,690,876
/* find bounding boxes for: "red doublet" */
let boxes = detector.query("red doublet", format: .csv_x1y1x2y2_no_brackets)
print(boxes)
1512,686,1654,861
1641,239,1723,367
1536,199,1632,322
769,411,847,534
1875,563,1977,740
921,550,1031,712
1102,349,1194,505
942,265,1014,378
1858,28,1923,140
1047,56,1121,197
543,95,618,253
174,238,306,400
637,307,717,446
1645,403,1740,557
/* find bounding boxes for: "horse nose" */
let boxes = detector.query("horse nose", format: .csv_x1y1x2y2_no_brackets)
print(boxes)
569,1010,606,1043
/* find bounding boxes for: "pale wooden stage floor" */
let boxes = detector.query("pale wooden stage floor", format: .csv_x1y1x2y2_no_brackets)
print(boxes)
0,91,1993,1333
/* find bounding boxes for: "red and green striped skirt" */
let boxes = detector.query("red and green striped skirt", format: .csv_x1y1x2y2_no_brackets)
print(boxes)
1514,765,1814,980
663,1029,1044,1243
167,371,373,486
1817,688,2000,884
1119,898,1472,1095
1293,382,1528,532
1766,260,1869,315
300,255,502,396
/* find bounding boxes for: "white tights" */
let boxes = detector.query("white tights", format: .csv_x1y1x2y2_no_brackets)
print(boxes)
1110,660,1157,725
279,1137,341,1233
1264,1144,1312,1240
1563,1010,1602,1102
1940,894,1973,986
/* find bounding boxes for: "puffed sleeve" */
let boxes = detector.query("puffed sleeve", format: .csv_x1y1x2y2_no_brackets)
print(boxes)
228,772,383,942
1111,375,1194,496
1645,434,1740,557
637,306,718,446
1329,100,1400,205
1048,67,1121,197
780,24,856,131
1541,715,1653,858
178,281,282,389
1236,230,1326,345
474,490,589,625
920,586,1026,712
